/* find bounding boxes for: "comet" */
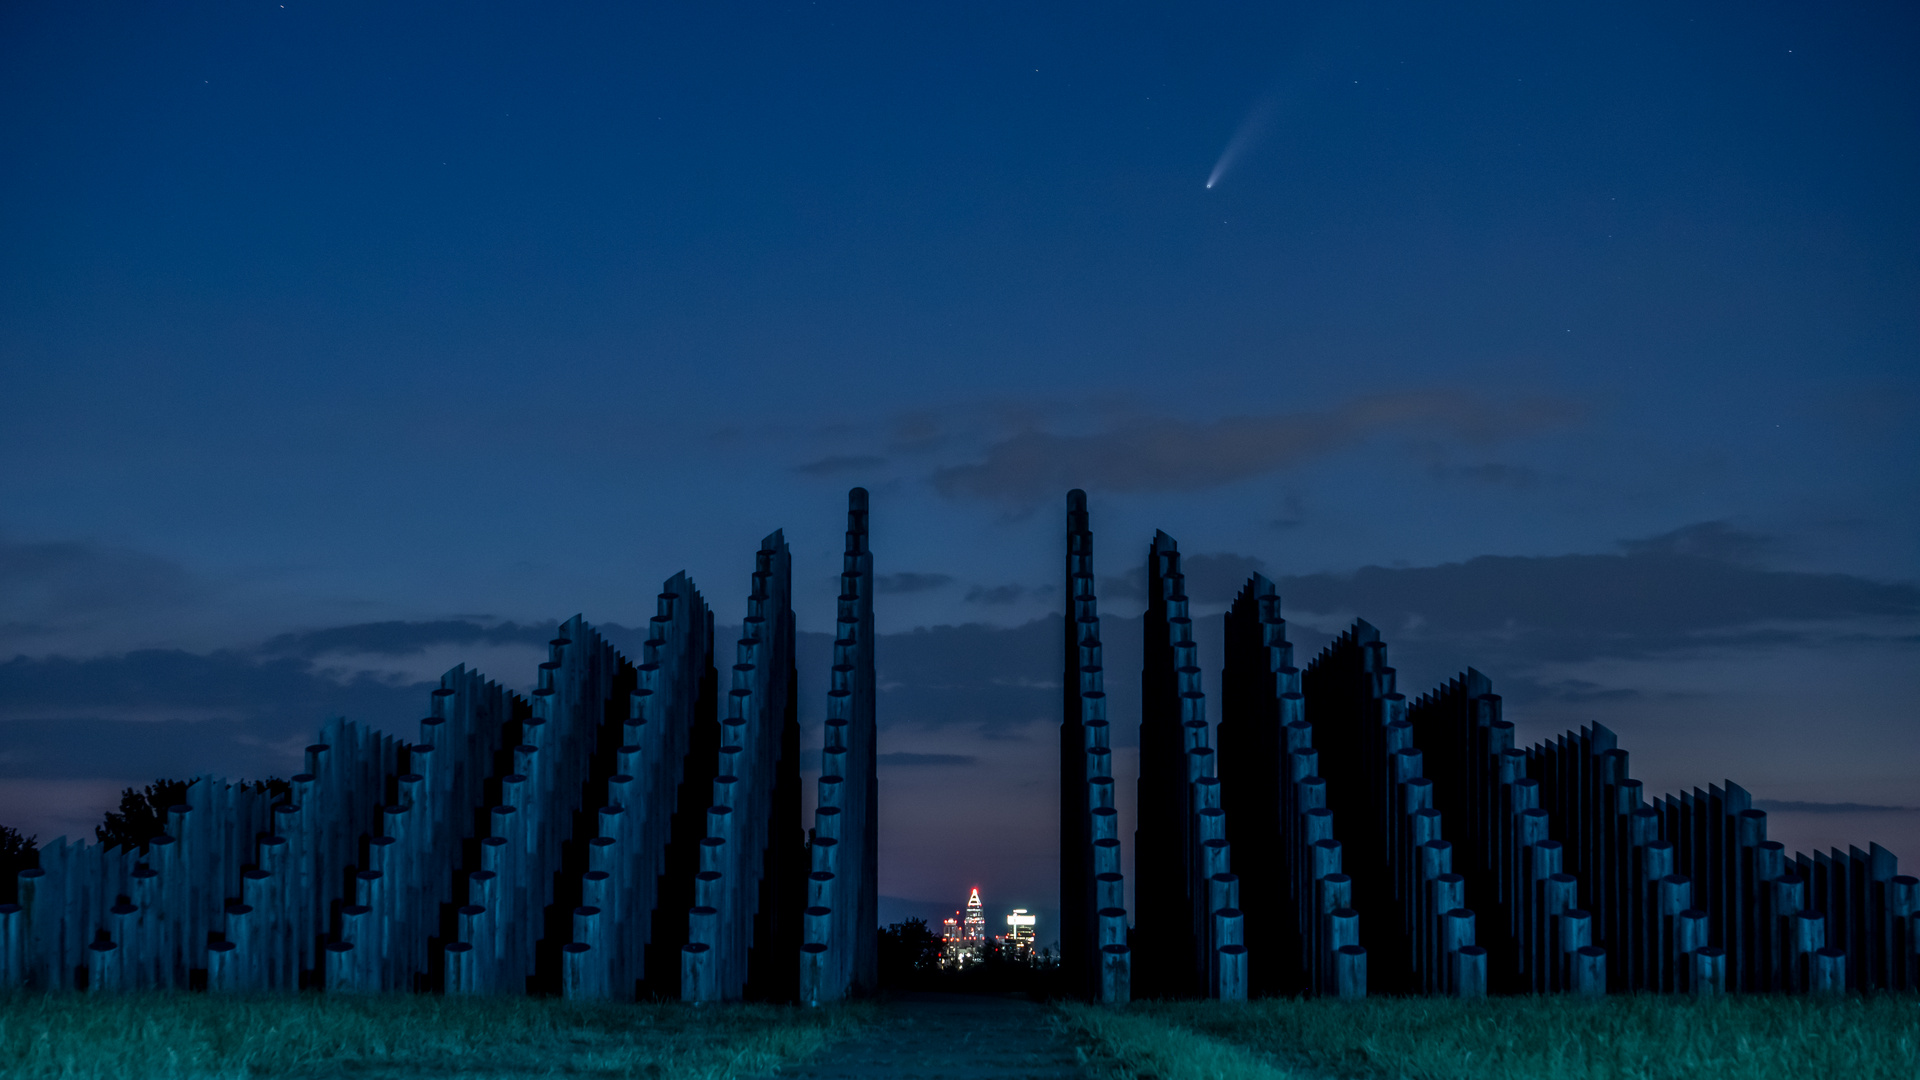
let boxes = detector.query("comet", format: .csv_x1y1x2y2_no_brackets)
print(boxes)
1205,94,1279,190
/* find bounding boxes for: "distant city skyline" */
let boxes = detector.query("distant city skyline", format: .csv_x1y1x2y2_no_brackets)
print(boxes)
937,886,1041,967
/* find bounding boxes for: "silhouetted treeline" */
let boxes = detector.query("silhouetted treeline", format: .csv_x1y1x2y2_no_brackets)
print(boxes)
95,777,291,852
877,918,1063,997
877,918,943,987
0,825,36,905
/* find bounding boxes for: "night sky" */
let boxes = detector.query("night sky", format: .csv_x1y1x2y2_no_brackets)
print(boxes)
3,2,1916,935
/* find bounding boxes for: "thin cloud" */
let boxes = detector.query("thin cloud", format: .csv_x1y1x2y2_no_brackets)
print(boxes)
0,537,206,646
260,620,554,658
1619,521,1772,564
929,393,1581,506
873,572,955,595
1755,800,1920,814
1435,462,1542,489
1096,551,1266,606
965,584,1028,605
794,454,887,476
878,752,979,767
1177,553,1269,604
1275,523,1918,666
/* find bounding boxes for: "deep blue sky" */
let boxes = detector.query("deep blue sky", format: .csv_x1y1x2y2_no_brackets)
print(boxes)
3,1,1916,925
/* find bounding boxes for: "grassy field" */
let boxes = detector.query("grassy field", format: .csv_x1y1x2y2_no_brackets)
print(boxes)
1059,994,1920,1080
0,991,870,1080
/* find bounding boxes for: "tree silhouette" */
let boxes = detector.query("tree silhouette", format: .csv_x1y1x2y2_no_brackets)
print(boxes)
878,917,944,988
96,778,292,852
96,779,192,851
0,825,37,905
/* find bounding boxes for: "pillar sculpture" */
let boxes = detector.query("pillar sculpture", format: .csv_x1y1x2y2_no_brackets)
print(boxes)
800,489,879,1003
1134,531,1239,998
1060,491,1132,1003
682,533,802,1001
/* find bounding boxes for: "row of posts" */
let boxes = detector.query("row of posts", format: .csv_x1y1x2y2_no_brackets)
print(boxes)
1060,490,1132,1004
1060,490,1915,1002
1320,625,1492,996
1135,531,1247,1000
1223,579,1369,998
3,713,402,992
548,581,713,999
1,506,876,1004
685,533,801,1001
800,490,880,1004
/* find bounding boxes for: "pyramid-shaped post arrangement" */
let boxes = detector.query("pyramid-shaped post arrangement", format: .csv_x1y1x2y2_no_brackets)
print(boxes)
6,489,1914,1001
1,604,739,998
542,575,722,1000
1133,531,1242,999
1060,491,1131,1004
800,488,880,1004
683,532,802,1002
1221,574,1360,996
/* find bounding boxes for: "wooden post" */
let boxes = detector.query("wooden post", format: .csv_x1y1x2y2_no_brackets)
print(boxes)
1558,909,1592,992
799,942,831,1006
108,898,142,991
227,902,261,992
1890,876,1917,992
1771,874,1804,992
1451,944,1487,997
324,942,356,991
1865,846,1895,993
567,906,609,999
1655,873,1688,992
1732,810,1765,990
0,903,21,987
337,904,374,992
1813,946,1846,995
1313,872,1349,995
1515,810,1551,980
1675,909,1708,994
1910,911,1919,993
1540,872,1576,992
1334,945,1366,999
683,922,718,1002
1429,875,1465,993
1790,910,1825,994
1571,946,1606,996
1692,945,1727,996
207,939,240,992
1325,908,1359,996
1212,908,1245,1000
561,942,599,1000
1440,908,1474,994
466,873,499,992
1216,944,1248,1001
17,868,50,989
1098,907,1128,958
444,941,473,994
86,939,123,993
356,870,390,989
1100,942,1132,1005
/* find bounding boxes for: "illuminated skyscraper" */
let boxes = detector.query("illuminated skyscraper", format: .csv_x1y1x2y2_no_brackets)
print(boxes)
1005,909,1037,958
940,887,989,968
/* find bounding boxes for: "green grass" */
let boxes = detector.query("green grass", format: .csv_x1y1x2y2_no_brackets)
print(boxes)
1059,994,1920,1080
0,991,871,1080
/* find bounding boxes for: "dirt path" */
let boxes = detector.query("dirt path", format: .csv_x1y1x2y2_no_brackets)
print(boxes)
771,993,1086,1080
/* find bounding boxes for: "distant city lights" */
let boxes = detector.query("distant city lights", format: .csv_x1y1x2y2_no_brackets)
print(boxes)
938,887,1039,967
